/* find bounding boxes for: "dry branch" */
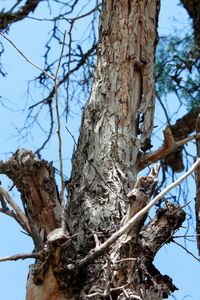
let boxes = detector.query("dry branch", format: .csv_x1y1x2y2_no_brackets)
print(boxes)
0,185,31,233
79,158,200,267
139,125,200,170
139,202,186,255
54,31,66,229
0,150,62,250
172,239,200,262
0,0,41,31
0,252,41,263
0,33,54,80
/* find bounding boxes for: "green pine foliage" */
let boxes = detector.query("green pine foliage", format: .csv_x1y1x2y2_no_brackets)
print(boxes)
155,34,200,109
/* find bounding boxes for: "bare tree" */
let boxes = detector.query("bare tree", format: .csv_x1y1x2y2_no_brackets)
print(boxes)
0,0,200,299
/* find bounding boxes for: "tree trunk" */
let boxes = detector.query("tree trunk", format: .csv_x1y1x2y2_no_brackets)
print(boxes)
0,1,187,299
67,0,159,248
63,0,183,299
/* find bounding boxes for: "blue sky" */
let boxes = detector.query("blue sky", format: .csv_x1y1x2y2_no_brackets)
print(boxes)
0,1,199,299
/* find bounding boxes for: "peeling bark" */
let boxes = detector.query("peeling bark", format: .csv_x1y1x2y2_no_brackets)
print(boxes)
170,108,200,139
26,265,68,300
163,108,200,172
0,1,191,299
0,149,62,250
66,0,160,251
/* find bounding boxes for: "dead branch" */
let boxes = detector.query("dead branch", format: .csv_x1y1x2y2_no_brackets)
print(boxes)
29,42,97,110
121,163,160,235
79,158,200,267
0,0,41,31
180,0,200,47
0,33,54,80
113,258,137,263
172,239,200,262
54,31,66,229
171,107,200,140
164,108,200,172
173,234,200,238
0,185,31,233
139,125,200,170
0,150,62,250
0,252,41,263
0,204,30,233
138,108,200,172
139,202,186,256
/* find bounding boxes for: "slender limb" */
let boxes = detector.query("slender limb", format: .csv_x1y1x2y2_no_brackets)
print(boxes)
172,239,200,262
0,185,31,234
27,3,101,22
54,31,67,231
0,33,54,80
0,207,28,232
0,252,41,263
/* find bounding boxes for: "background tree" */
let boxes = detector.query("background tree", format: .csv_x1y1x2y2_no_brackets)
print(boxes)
0,0,199,299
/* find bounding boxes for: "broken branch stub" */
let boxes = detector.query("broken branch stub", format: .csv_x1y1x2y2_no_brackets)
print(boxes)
0,149,62,250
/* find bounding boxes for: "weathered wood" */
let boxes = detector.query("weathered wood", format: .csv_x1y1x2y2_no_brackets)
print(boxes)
0,1,190,299
0,149,62,250
66,0,160,252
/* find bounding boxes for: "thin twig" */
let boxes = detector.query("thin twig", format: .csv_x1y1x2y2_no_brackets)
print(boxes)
65,3,101,21
113,258,137,263
79,158,200,267
54,31,67,231
65,20,73,116
0,252,41,263
173,234,200,239
104,254,112,295
176,132,200,147
0,33,54,80
0,185,31,234
0,192,7,210
156,92,171,125
0,207,28,232
27,3,101,22
28,42,97,111
172,239,200,262
85,292,106,299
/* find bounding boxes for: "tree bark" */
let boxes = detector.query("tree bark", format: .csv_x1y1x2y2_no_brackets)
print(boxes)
0,1,189,299
63,0,181,299
180,0,200,47
66,0,159,249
